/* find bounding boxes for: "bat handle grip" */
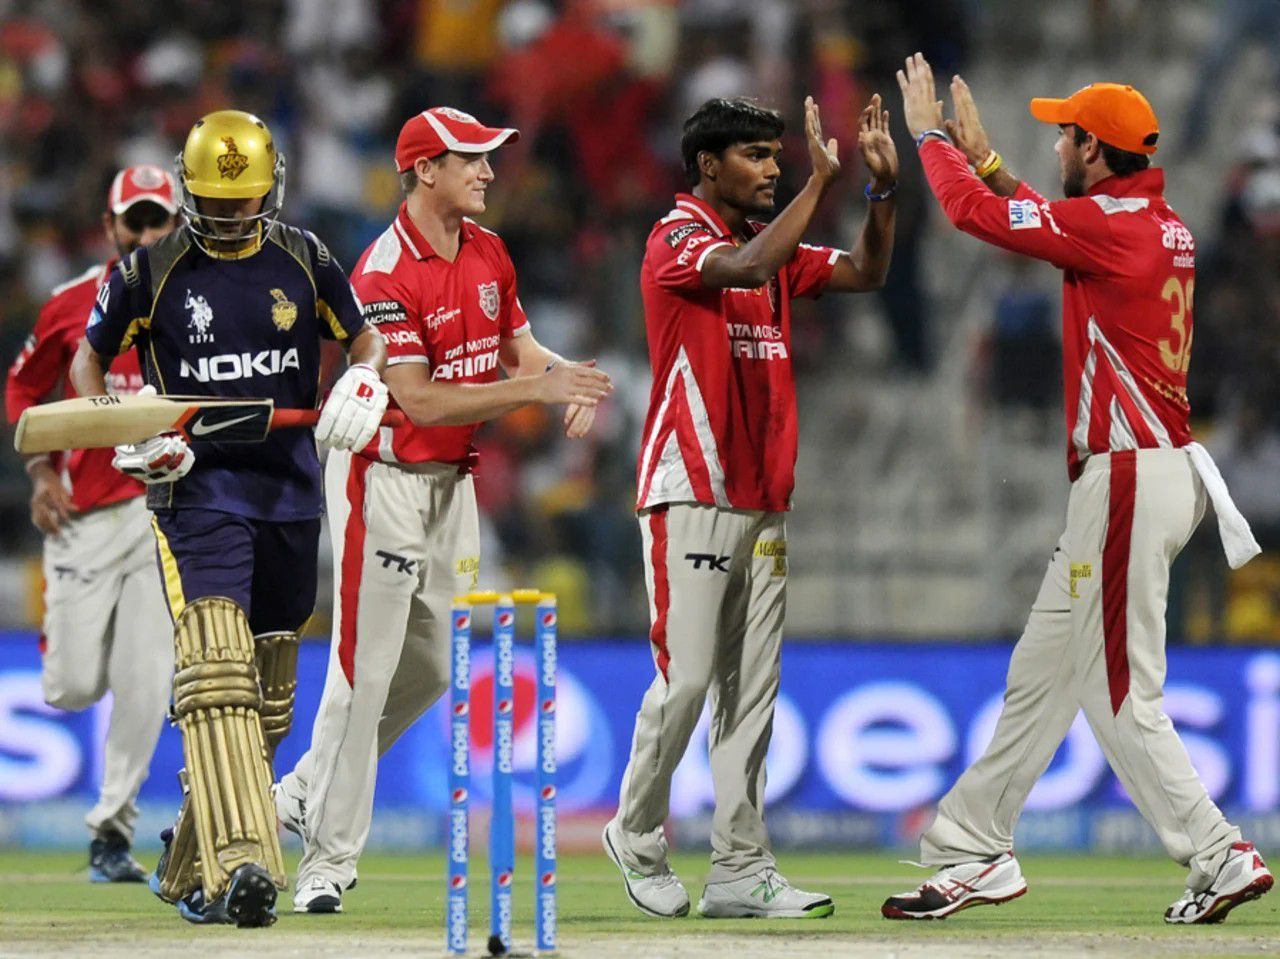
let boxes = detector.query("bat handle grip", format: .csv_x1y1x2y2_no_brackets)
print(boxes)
269,409,407,430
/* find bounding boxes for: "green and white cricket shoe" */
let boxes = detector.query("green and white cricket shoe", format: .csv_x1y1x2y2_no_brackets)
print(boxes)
602,819,691,918
698,868,835,919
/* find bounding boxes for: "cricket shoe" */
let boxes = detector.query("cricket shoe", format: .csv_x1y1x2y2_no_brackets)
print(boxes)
149,827,176,902
222,862,279,928
1165,841,1273,924
89,830,147,883
294,875,343,914
602,819,690,918
881,852,1027,919
177,886,231,925
698,868,834,919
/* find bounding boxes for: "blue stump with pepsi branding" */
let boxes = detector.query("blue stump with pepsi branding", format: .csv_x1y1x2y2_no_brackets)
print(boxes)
449,590,558,957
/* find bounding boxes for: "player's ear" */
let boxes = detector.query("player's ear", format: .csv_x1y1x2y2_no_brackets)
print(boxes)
698,149,720,182
1084,131,1104,166
101,211,115,240
414,157,436,189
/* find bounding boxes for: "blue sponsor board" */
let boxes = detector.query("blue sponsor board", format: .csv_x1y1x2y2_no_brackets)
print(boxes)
1,632,1278,849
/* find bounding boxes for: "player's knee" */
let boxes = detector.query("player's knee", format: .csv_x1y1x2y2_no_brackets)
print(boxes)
43,671,104,712
663,669,713,710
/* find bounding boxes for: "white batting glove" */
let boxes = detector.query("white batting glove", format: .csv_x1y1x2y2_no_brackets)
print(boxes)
316,363,388,451
112,433,194,484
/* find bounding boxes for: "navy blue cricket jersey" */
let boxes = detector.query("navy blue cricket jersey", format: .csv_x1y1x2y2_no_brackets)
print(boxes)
86,224,366,520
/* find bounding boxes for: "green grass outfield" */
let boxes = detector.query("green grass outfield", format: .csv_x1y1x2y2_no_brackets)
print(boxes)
1,850,1278,957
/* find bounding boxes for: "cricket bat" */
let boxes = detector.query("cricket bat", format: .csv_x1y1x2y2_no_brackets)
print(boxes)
13,394,406,454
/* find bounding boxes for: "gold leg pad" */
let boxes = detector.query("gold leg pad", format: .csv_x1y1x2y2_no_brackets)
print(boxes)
173,596,286,897
156,772,201,903
254,631,299,763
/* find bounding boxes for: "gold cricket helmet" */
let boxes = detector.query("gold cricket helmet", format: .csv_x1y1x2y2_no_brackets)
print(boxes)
176,109,286,250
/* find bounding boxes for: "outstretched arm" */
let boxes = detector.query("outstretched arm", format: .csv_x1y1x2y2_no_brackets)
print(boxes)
946,75,1021,199
387,350,612,429
827,94,899,292
898,52,1112,274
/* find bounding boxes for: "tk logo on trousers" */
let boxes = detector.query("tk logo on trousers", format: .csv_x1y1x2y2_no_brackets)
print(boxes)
686,552,730,572
376,549,418,576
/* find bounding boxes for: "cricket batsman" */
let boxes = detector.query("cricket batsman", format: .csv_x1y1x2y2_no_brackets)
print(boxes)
884,53,1272,924
273,106,612,914
70,110,389,926
603,94,897,919
4,167,178,882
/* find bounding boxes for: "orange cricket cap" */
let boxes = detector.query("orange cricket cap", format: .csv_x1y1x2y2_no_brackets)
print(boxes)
1029,83,1160,155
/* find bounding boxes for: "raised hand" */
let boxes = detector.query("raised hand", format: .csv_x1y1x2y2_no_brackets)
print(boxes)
857,94,899,185
895,52,944,139
946,75,993,167
805,96,841,186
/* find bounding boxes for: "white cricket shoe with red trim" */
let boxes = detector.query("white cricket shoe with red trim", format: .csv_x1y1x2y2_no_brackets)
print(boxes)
1165,841,1273,924
881,852,1027,919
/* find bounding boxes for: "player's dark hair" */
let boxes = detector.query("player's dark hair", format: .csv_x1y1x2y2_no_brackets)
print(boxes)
1072,124,1150,177
400,170,418,196
681,98,785,187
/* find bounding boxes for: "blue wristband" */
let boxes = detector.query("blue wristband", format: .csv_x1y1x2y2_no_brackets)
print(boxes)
864,181,898,202
914,129,952,148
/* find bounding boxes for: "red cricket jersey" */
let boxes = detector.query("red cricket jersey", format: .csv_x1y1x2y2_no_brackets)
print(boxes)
5,262,145,512
351,204,531,465
636,193,838,512
920,140,1194,480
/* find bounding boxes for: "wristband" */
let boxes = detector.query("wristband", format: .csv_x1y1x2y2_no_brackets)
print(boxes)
864,181,898,202
914,129,951,148
24,455,52,476
975,150,1003,178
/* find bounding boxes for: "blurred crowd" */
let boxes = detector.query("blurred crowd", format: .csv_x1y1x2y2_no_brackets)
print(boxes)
3,0,1280,639
0,0,972,634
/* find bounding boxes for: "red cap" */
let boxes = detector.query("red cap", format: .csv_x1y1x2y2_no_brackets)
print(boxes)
1029,83,1160,155
394,107,519,172
107,165,179,215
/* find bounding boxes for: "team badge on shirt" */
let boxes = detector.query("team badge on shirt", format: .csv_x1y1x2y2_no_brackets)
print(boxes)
185,289,215,343
478,281,500,321
269,288,298,331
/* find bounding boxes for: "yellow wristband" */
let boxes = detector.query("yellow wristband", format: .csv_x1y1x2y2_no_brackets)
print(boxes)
975,151,1002,178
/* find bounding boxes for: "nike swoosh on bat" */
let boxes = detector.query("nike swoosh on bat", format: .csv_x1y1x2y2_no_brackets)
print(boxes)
188,412,261,436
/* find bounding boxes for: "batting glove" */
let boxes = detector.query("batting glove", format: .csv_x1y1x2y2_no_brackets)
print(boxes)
316,363,388,451
113,433,195,484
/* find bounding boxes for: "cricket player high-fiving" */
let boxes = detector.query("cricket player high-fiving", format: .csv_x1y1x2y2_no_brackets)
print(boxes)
885,53,1271,924
604,94,897,920
273,106,611,915
4,167,179,883
70,109,388,928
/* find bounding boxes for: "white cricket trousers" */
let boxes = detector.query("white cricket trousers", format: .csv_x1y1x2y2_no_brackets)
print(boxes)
289,449,480,889
922,448,1241,890
41,495,172,842
613,502,788,884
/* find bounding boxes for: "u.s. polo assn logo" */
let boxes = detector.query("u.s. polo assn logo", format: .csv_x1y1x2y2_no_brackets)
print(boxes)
478,281,500,321
186,289,215,343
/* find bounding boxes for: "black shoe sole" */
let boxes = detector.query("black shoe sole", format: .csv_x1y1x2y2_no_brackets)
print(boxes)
225,865,278,928
882,885,1027,920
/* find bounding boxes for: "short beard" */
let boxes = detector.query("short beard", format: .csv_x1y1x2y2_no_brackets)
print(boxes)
1062,158,1087,198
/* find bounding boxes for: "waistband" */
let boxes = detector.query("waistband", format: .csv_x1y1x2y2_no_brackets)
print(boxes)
375,458,470,478
1079,446,1191,475
1079,445,1261,569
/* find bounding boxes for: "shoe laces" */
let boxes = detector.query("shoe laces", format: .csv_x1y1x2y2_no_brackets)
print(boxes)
764,869,791,888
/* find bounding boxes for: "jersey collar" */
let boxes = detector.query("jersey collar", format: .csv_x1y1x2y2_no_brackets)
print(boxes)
1087,167,1165,201
394,203,478,261
674,193,730,238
